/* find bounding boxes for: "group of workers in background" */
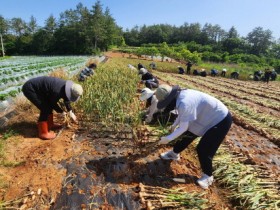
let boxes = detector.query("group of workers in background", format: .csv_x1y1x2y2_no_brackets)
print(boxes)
252,69,277,83
177,62,277,82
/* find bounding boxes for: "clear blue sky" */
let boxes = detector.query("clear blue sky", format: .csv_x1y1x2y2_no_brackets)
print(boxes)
1,0,280,39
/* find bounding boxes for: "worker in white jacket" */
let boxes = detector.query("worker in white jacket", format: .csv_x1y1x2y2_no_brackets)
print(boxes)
140,88,177,124
140,88,158,123
154,84,232,189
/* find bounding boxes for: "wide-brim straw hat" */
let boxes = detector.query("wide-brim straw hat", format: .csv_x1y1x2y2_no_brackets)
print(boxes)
155,84,180,109
65,81,83,102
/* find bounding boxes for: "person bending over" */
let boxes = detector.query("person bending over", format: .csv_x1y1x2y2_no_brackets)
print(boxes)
154,84,232,189
22,76,83,140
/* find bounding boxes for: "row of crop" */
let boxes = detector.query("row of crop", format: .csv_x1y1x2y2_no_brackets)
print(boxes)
77,58,141,132
201,75,280,95
1,58,84,72
154,72,280,145
0,89,20,101
0,56,84,68
192,75,280,102
125,57,280,95
141,56,280,94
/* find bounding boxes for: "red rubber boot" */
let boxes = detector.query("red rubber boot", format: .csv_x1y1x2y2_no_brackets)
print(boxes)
38,121,56,140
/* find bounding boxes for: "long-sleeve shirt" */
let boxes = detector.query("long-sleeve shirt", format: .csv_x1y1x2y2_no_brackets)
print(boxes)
142,72,158,83
23,76,72,112
145,95,159,123
166,89,228,140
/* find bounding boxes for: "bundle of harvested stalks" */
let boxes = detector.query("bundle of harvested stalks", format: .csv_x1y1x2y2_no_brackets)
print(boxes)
57,101,73,129
214,145,280,209
139,183,209,210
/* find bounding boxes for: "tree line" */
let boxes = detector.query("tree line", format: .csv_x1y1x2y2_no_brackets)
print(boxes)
124,23,280,57
0,1,280,70
0,1,123,55
123,23,280,70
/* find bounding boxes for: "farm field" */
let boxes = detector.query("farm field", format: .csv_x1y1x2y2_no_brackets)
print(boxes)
0,52,279,210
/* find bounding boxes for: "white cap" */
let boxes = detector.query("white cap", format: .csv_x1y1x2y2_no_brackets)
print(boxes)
139,68,148,75
140,88,154,101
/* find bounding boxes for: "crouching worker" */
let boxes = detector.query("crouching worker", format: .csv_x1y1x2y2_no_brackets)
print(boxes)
140,88,177,125
178,66,185,74
22,76,83,140
139,68,159,89
78,63,97,82
230,71,239,79
155,84,232,189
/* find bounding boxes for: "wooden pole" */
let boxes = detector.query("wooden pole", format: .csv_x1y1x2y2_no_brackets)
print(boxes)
0,33,5,57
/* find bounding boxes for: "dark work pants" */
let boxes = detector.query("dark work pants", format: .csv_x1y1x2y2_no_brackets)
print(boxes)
22,83,53,121
173,112,232,176
145,81,158,89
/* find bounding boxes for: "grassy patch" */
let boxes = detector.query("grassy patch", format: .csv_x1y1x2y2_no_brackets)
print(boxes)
0,129,19,165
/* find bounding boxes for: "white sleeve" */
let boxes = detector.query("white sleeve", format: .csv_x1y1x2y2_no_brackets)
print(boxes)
165,121,189,141
145,98,158,123
172,116,180,128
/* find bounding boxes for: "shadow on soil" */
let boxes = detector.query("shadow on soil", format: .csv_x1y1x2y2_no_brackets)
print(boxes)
0,121,37,138
52,134,196,210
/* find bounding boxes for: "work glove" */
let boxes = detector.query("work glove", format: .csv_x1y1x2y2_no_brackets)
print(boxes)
158,136,172,144
69,110,77,122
